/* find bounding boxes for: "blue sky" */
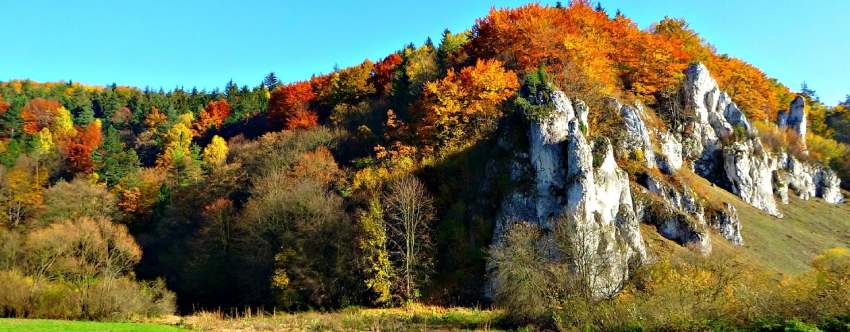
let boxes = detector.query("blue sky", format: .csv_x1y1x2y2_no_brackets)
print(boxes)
1,1,847,105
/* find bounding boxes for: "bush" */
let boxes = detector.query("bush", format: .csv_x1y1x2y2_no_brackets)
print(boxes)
80,277,175,320
488,222,558,324
0,270,175,320
488,246,850,330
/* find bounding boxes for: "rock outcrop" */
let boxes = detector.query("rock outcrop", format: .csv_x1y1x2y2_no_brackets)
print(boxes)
815,167,844,204
771,152,844,204
778,96,808,151
658,132,683,174
681,63,784,217
528,90,573,227
619,102,657,168
709,203,743,246
495,90,647,296
493,65,846,299
641,176,712,253
681,63,752,177
723,139,783,217
773,169,790,204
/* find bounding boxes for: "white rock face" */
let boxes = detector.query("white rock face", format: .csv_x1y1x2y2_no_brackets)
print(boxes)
573,99,590,132
723,140,783,217
682,63,753,177
658,132,683,174
769,153,844,204
784,156,816,200
643,175,712,253
529,90,574,227
495,91,647,297
709,203,743,246
619,103,657,168
564,121,647,294
778,96,808,151
815,167,844,204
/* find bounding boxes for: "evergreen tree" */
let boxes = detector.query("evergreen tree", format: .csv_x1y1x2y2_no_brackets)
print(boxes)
264,72,280,90
95,126,141,186
801,82,819,103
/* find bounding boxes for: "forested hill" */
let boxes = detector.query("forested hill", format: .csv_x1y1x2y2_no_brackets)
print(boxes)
0,2,849,329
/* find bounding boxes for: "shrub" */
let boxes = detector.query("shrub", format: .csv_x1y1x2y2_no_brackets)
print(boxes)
488,222,557,324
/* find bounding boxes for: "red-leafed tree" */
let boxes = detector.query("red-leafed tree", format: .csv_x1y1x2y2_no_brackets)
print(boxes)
370,53,403,96
268,81,318,130
194,99,231,136
21,98,62,134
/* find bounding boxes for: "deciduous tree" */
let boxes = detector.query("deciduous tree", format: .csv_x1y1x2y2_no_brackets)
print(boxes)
420,58,518,152
383,176,435,301
202,135,229,167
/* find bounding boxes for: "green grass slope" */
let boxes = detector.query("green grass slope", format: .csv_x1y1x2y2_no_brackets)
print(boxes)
0,319,187,332
680,171,850,276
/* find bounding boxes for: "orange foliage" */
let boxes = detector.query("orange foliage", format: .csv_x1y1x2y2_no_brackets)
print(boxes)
705,57,781,121
371,53,403,96
194,99,231,136
290,146,340,186
144,106,166,130
653,17,792,121
469,2,688,100
268,81,319,130
61,121,103,174
419,58,519,151
21,98,62,134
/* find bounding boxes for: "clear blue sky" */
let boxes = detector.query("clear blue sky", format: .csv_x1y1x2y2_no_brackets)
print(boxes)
1,1,847,105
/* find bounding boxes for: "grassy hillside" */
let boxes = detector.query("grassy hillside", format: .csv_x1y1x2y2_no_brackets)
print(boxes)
675,171,850,276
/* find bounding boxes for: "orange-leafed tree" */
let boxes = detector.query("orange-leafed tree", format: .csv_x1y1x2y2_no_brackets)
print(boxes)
194,99,231,136
21,98,62,134
419,58,519,152
268,81,319,130
62,120,103,174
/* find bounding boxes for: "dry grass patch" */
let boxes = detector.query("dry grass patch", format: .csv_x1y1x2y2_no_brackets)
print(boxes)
181,304,504,331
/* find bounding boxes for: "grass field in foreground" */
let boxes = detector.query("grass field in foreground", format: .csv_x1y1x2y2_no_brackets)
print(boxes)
0,319,187,332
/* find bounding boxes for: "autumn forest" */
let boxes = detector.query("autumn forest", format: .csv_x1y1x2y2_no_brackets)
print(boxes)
1,2,850,331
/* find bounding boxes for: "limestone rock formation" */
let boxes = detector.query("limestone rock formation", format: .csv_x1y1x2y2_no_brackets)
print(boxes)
641,176,712,253
723,139,783,217
772,153,843,204
815,167,844,204
709,203,743,246
495,90,647,296
658,131,684,174
619,102,657,168
681,63,751,177
528,90,573,227
773,168,790,204
681,63,787,217
778,96,808,151
783,155,816,200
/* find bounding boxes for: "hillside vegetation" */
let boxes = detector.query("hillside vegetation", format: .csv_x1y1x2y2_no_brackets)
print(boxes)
0,1,849,331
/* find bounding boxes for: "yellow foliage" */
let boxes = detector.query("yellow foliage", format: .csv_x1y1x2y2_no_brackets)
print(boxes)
420,58,519,153
33,128,54,157
202,135,229,167
157,123,194,169
52,106,75,137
